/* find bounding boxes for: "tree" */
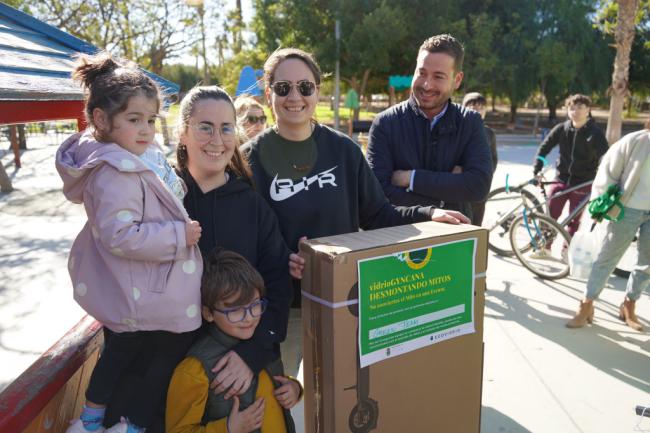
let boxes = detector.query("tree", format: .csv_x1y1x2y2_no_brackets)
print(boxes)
251,0,467,119
488,0,539,123
604,0,641,143
32,0,203,73
0,164,13,193
534,0,611,121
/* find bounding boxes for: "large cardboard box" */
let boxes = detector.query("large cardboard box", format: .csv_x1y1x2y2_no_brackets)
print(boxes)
300,222,487,433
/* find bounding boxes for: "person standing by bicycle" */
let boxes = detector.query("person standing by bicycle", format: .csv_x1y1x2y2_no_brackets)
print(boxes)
533,94,608,239
566,122,650,331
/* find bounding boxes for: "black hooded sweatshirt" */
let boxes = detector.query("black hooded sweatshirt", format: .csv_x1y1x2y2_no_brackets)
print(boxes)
180,169,292,374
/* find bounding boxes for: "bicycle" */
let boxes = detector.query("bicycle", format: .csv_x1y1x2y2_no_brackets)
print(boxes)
508,179,639,280
482,177,544,256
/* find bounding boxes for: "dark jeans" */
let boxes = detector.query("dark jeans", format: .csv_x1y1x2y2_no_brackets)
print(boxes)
87,328,195,429
547,181,592,237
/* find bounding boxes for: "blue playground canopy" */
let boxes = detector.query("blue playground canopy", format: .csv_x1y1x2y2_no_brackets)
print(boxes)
236,66,263,97
0,2,180,102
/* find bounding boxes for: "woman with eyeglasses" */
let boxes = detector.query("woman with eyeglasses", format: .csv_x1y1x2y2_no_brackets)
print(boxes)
235,95,268,141
174,86,293,403
243,48,469,373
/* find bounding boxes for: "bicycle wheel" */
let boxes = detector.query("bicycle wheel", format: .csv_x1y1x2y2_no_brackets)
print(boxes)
483,186,542,257
509,212,571,279
613,235,638,278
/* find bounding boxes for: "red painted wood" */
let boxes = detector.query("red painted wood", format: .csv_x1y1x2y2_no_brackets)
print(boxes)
0,100,85,126
0,315,103,433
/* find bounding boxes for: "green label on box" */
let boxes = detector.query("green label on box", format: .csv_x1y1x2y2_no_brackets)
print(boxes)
358,238,476,367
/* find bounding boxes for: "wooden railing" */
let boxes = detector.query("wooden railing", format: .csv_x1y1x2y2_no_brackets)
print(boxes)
0,315,103,433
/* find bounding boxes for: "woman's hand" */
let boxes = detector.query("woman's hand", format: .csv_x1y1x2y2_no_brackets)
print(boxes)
210,351,254,399
273,376,302,409
430,209,470,225
289,236,307,279
227,396,265,433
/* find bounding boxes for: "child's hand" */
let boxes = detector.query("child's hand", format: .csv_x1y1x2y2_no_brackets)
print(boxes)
227,395,264,433
273,376,302,409
185,220,201,246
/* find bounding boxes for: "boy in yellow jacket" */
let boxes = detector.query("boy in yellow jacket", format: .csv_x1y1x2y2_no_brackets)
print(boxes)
166,249,301,433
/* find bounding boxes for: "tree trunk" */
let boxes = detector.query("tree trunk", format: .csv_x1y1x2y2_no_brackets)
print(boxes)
547,102,557,122
354,69,371,121
18,124,26,149
0,163,12,193
509,103,517,124
606,0,639,144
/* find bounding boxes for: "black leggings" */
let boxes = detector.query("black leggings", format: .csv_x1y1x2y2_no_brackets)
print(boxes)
86,328,195,428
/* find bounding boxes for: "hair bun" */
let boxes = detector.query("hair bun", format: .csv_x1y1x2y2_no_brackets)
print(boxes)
72,51,121,90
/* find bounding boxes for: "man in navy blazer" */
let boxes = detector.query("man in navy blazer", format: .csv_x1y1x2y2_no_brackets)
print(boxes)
367,34,493,221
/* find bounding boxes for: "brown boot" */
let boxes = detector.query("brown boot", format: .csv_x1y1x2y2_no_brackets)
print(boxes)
619,298,643,331
566,301,595,328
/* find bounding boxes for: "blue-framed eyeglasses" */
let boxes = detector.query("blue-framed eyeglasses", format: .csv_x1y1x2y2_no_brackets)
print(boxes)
212,298,268,323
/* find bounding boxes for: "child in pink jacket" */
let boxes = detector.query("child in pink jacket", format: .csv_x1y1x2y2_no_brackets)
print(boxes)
56,51,202,433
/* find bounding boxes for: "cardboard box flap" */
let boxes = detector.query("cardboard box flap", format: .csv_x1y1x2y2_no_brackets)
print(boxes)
304,222,485,257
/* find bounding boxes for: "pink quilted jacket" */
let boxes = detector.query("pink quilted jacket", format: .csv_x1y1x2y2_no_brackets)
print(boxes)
56,131,202,333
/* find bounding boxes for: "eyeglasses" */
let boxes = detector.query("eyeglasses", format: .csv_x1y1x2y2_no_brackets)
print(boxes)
245,115,267,125
191,122,236,143
212,298,268,323
271,80,318,97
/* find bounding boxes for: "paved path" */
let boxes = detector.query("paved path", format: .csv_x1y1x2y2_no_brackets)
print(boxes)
1,133,648,432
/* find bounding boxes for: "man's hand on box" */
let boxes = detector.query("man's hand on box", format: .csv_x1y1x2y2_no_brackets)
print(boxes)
430,209,470,225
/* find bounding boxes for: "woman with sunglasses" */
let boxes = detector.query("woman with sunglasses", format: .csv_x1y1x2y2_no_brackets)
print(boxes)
174,86,293,404
243,48,469,367
235,95,268,141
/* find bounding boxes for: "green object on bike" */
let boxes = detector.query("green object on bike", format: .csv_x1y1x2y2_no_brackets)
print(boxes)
588,184,624,222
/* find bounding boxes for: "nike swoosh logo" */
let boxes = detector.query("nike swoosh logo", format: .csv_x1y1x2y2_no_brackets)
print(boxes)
270,166,338,201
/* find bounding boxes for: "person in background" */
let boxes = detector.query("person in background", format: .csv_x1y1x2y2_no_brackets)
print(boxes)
167,248,300,433
366,34,493,221
566,123,650,331
532,94,608,241
235,95,268,142
462,92,497,225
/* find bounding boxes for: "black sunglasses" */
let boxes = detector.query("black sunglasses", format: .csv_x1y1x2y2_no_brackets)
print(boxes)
246,114,267,125
271,80,317,97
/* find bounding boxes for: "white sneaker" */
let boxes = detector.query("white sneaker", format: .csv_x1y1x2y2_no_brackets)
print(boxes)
528,248,551,260
66,419,105,433
105,419,129,433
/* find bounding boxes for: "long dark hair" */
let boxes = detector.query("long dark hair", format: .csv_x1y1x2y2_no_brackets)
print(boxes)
176,86,252,182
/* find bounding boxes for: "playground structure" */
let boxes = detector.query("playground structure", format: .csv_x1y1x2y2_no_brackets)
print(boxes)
0,4,180,429
0,3,178,191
